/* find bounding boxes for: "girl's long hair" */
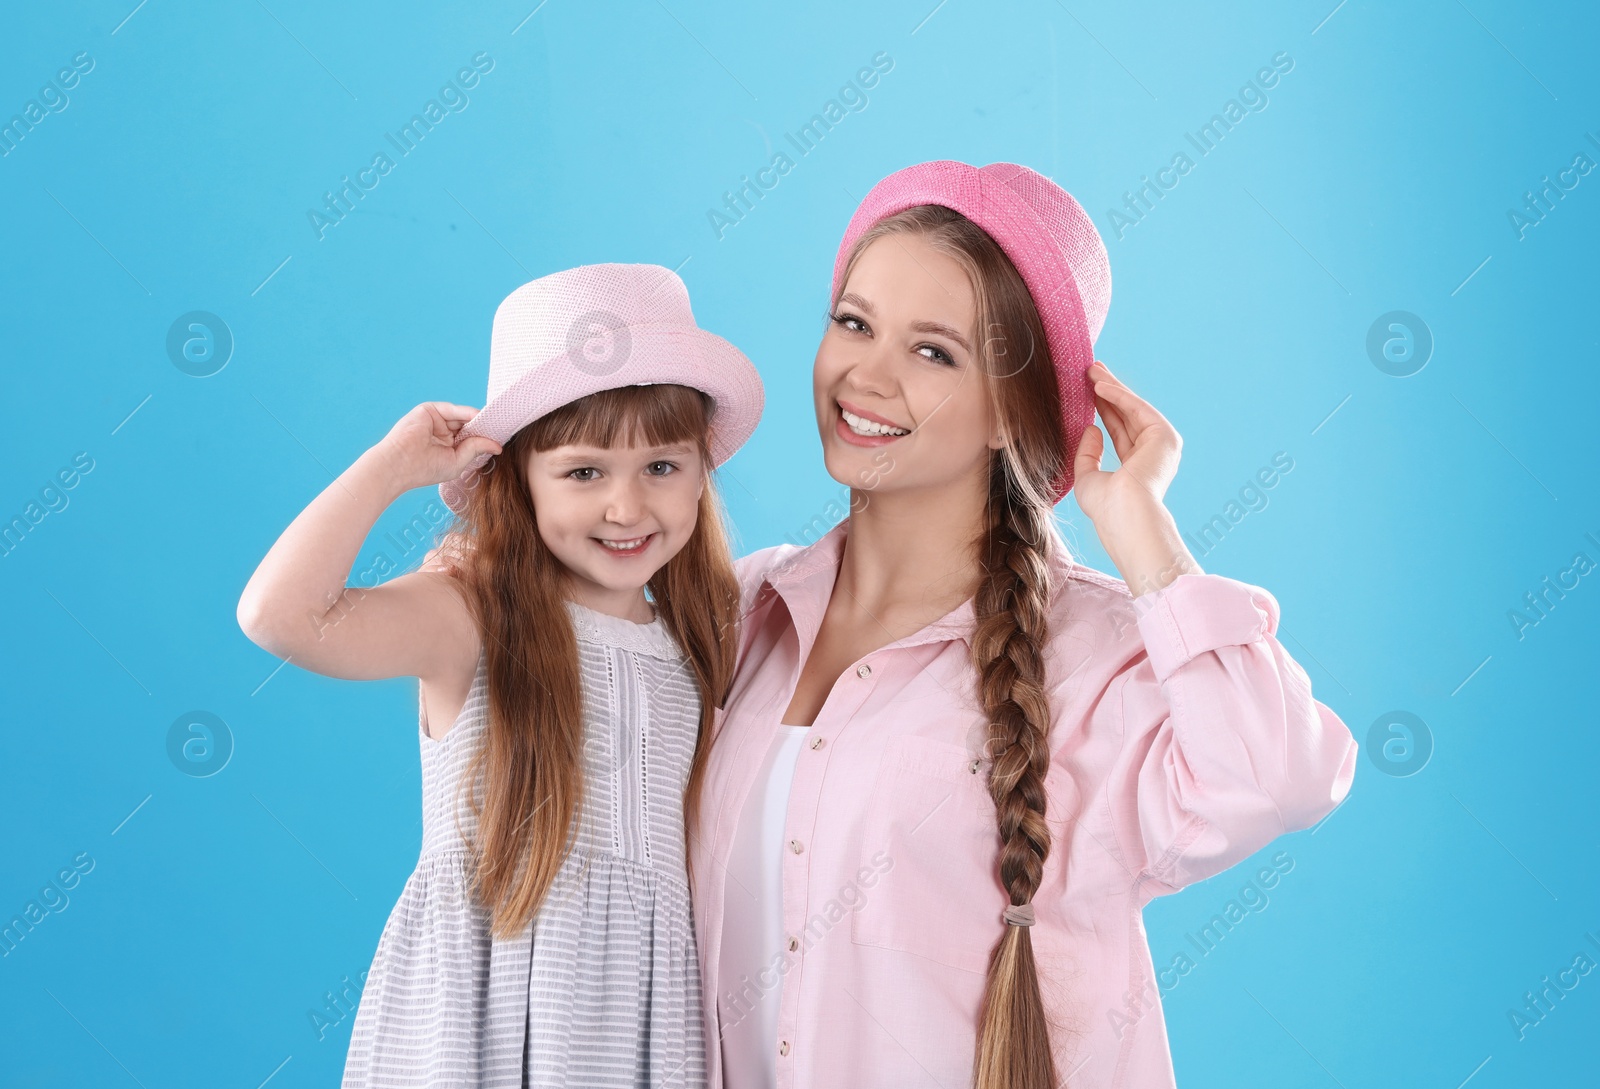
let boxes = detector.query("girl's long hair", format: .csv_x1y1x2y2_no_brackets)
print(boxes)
837,206,1078,1089
431,383,741,941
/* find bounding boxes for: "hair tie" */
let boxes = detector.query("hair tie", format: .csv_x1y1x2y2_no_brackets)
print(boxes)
1003,902,1036,927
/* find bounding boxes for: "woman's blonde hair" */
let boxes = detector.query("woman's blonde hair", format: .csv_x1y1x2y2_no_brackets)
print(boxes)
837,206,1078,1089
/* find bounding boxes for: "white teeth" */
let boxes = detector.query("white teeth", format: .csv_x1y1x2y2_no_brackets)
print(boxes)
840,407,909,436
599,535,650,551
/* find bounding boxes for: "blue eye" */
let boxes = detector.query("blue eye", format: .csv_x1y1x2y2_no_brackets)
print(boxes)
917,344,955,366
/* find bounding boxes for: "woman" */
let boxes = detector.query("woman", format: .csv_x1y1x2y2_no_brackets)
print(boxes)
689,161,1358,1089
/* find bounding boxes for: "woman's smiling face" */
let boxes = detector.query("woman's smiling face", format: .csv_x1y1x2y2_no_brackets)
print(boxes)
813,231,1003,497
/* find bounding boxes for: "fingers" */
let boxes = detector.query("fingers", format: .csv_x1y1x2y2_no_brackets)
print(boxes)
422,403,486,448
424,403,482,440
462,435,503,461
1091,368,1136,456
1072,421,1105,480
1089,362,1172,432
1089,370,1146,417
449,436,503,476
1089,360,1128,390
1095,392,1133,456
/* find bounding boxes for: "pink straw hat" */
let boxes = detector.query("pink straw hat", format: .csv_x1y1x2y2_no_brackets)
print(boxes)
831,160,1111,503
439,263,764,514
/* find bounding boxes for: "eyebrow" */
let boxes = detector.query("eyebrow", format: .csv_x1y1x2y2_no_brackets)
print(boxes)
836,292,971,353
836,291,877,316
546,442,695,466
910,319,971,353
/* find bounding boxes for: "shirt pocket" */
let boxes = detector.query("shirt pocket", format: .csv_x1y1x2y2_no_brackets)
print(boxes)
850,735,1005,974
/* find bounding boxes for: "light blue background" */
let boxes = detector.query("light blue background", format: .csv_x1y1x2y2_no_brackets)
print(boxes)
3,1,1597,1086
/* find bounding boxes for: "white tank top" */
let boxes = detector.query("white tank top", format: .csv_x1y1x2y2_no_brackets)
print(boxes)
717,722,810,1089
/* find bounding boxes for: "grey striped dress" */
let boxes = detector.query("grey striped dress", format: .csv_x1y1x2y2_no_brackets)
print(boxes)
342,599,707,1089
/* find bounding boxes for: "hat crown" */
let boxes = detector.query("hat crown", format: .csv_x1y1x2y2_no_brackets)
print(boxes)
980,162,1111,343
487,263,693,401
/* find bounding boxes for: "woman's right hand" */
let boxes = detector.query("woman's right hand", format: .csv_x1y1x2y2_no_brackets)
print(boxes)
372,402,504,493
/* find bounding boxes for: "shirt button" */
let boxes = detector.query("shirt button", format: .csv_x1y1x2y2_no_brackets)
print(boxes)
969,759,981,774
787,936,799,951
856,663,872,678
789,839,804,854
779,1040,790,1057
810,736,825,750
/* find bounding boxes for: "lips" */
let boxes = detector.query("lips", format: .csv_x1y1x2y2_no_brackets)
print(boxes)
837,399,909,433
834,400,911,447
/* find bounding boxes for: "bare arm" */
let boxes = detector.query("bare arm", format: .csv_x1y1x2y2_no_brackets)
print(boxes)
236,402,502,683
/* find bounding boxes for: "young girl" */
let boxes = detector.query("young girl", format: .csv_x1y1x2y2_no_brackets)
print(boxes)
237,263,764,1089
692,163,1358,1089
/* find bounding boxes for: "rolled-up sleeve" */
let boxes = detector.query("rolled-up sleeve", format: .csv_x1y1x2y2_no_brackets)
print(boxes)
1109,572,1358,897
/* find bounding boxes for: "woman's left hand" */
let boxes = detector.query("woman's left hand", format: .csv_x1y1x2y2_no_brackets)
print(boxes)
1072,360,1202,597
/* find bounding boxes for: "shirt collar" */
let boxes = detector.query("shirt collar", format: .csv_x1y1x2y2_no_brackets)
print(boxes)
756,517,1077,654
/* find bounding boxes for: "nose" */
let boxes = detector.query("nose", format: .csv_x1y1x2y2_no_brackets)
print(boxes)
604,475,644,526
844,333,896,398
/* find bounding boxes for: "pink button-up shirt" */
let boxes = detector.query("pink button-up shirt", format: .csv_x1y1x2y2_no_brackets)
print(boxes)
691,519,1358,1089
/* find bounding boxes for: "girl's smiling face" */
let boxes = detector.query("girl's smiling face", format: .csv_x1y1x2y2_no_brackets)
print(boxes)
813,231,1005,497
524,440,704,614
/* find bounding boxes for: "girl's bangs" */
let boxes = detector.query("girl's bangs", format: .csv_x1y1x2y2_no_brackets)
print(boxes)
529,384,711,453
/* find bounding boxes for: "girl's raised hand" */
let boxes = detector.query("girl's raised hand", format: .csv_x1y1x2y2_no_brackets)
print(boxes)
374,403,504,493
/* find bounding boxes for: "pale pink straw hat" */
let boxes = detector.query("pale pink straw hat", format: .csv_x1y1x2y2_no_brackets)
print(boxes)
831,161,1112,503
439,263,764,514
